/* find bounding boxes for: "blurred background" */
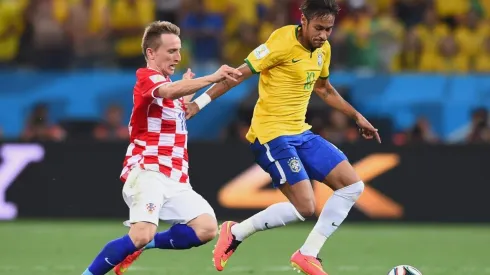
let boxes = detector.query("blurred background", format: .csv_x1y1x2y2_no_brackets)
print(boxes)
0,0,489,274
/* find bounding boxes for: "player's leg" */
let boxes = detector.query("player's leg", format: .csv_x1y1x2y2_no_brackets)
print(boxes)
114,173,216,275
291,133,364,275
82,169,162,275
145,186,218,250
214,138,313,271
230,178,314,242
299,161,362,256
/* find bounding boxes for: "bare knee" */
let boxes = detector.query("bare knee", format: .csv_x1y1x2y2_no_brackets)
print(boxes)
128,222,157,249
293,198,316,217
187,214,218,243
325,160,361,190
280,180,316,218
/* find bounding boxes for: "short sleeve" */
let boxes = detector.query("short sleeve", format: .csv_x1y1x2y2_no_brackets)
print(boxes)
319,44,331,79
244,32,287,74
139,72,169,98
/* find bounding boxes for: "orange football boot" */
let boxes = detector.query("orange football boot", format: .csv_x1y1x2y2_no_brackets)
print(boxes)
113,249,143,275
212,221,242,271
290,250,328,275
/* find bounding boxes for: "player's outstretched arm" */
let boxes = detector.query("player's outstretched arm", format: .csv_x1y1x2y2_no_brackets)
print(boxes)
185,64,253,119
314,78,381,143
156,65,242,100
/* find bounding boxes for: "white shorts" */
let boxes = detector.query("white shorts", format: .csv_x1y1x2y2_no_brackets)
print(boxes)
122,167,215,226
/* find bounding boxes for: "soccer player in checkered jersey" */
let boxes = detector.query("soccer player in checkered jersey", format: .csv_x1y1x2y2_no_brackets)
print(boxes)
81,21,242,275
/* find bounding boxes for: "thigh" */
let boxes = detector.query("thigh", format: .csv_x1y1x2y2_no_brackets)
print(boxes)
250,138,309,188
122,167,166,226
159,184,216,225
296,134,348,182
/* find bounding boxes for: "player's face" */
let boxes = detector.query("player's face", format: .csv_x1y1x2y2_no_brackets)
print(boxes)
301,14,335,49
151,33,182,75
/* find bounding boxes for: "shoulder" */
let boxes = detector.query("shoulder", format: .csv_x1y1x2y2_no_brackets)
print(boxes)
136,68,169,83
321,40,331,52
268,25,296,45
259,25,297,56
321,40,331,56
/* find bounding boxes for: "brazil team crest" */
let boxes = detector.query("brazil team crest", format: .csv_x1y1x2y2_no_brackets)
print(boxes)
288,157,302,173
317,51,323,67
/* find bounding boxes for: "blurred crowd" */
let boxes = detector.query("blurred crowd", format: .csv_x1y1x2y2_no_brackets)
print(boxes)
2,99,487,145
1,0,490,144
225,104,490,145
1,0,490,72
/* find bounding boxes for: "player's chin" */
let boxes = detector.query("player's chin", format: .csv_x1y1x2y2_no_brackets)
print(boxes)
312,40,326,48
166,66,176,75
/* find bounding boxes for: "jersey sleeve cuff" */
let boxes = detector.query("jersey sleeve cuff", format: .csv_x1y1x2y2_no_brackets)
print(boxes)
318,75,329,79
244,58,259,74
150,83,167,98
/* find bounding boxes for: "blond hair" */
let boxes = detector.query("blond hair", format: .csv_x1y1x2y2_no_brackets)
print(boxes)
141,21,181,59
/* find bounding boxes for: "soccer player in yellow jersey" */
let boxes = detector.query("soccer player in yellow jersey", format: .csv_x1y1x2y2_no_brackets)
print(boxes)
187,1,380,274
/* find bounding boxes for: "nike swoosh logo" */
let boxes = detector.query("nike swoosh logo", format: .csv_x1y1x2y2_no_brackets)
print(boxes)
332,222,339,227
265,222,270,229
169,239,175,248
292,58,301,63
105,257,116,266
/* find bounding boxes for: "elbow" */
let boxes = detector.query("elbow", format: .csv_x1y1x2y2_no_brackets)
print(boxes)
313,87,328,95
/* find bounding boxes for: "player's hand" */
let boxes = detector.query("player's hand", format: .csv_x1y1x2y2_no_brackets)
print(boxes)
182,68,195,80
210,65,242,83
184,101,200,120
355,113,381,143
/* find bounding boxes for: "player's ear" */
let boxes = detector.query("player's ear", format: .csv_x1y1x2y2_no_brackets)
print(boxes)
300,14,308,27
146,48,155,60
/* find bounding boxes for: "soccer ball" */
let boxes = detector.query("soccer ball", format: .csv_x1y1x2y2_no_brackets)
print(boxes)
388,265,422,275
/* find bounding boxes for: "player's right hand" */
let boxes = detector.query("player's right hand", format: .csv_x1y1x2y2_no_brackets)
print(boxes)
356,114,382,143
184,101,200,120
210,65,242,83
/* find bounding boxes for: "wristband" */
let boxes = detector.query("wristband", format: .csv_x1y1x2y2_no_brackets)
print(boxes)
194,93,212,109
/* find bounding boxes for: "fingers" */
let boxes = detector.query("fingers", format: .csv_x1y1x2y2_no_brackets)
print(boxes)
223,73,239,82
362,133,373,139
184,109,194,120
222,65,242,76
374,131,382,143
184,103,197,120
218,65,242,82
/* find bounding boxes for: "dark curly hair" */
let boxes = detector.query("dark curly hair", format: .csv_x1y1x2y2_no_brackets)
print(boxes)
300,0,340,20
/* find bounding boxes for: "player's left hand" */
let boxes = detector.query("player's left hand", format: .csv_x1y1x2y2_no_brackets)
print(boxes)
182,68,195,80
184,102,200,120
355,113,381,143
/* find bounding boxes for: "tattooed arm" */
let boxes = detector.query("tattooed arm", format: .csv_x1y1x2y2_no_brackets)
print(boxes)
313,77,381,142
313,78,359,119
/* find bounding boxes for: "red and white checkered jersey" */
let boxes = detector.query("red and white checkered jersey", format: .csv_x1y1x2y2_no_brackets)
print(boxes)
120,67,189,184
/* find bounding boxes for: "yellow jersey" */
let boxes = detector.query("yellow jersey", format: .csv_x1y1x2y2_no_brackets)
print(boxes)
244,25,331,144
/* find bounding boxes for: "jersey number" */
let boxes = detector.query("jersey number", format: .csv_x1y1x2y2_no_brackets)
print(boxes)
304,72,315,91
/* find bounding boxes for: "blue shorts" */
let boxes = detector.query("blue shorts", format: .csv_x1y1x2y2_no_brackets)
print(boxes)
250,130,348,188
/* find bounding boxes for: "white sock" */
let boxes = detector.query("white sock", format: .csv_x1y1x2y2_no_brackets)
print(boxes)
231,202,305,241
300,181,364,257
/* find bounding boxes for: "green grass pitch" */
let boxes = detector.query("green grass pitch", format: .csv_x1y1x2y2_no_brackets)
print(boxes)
1,220,489,275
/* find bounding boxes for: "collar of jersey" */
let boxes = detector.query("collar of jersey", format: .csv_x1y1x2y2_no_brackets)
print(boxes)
294,25,314,54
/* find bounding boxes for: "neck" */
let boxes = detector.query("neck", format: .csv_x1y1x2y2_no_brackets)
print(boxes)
147,63,165,75
297,26,311,51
